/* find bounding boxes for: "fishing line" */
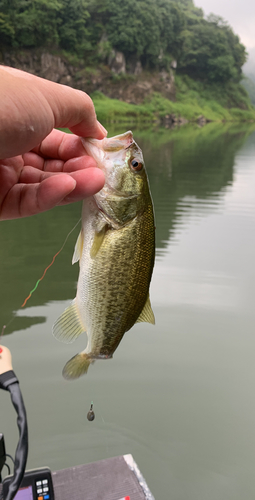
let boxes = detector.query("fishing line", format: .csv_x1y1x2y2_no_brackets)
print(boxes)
1,218,81,336
21,218,81,308
0,325,6,344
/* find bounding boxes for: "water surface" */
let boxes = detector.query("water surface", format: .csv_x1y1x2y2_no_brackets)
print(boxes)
1,123,255,499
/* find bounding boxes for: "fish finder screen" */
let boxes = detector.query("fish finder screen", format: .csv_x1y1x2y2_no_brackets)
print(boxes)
14,486,33,500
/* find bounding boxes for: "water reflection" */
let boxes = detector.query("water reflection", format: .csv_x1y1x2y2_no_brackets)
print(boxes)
1,123,255,500
0,204,81,331
135,124,254,252
0,123,254,329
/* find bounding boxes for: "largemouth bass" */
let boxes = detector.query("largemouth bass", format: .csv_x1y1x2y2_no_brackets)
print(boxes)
53,131,155,379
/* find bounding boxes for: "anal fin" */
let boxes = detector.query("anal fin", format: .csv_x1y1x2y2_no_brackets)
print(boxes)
136,294,155,325
52,299,85,343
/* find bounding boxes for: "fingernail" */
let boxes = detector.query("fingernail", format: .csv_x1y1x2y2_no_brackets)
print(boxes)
97,121,108,136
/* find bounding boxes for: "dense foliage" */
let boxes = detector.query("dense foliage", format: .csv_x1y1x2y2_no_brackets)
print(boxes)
242,76,255,106
0,0,247,84
179,17,246,82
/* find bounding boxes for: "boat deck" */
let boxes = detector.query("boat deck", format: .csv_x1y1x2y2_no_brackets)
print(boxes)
52,455,154,500
0,454,155,500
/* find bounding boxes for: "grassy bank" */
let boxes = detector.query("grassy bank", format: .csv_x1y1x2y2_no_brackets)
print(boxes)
92,76,255,125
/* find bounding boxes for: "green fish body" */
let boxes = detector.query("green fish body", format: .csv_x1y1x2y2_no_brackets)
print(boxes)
52,131,155,379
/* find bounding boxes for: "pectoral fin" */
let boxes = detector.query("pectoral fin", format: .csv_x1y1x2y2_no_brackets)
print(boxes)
90,225,107,258
52,299,85,343
72,230,84,264
136,294,155,325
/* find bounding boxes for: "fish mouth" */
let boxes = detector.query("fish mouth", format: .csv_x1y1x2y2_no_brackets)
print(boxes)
125,141,135,151
81,132,142,183
82,131,134,157
103,131,134,152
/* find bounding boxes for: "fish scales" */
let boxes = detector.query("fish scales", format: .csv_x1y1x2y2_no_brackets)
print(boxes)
52,131,155,379
79,204,155,355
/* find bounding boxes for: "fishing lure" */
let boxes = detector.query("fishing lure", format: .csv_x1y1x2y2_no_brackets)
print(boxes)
87,402,95,421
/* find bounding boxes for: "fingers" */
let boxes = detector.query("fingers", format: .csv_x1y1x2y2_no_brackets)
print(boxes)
0,67,108,220
19,166,105,199
0,69,55,158
23,149,97,173
0,167,105,220
30,129,90,162
0,67,107,159
59,168,105,203
42,83,107,139
13,66,108,140
0,175,76,220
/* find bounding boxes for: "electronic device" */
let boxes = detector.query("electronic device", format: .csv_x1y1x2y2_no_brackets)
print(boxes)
2,467,54,500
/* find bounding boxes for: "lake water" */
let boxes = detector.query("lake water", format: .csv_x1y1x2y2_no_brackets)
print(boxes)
1,123,255,499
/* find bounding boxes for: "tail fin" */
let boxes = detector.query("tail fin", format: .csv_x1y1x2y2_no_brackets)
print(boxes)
62,352,94,380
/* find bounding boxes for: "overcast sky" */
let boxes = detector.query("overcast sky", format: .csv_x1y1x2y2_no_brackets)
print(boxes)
194,0,255,51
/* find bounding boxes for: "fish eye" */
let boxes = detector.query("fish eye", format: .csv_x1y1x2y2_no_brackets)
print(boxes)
130,158,143,171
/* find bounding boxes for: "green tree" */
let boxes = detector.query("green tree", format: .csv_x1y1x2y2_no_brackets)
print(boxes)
178,20,246,83
0,0,17,45
58,0,91,55
0,0,247,87
0,12,15,45
0,0,62,48
87,0,186,69
157,0,185,63
16,0,62,47
87,0,161,66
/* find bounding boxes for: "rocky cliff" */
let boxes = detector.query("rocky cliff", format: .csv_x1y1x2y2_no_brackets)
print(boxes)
0,49,176,105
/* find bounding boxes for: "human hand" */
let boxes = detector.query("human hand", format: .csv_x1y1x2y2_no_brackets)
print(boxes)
0,66,107,220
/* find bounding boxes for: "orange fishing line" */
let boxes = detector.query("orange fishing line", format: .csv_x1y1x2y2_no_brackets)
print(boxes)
21,218,81,308
21,248,62,308
0,218,81,335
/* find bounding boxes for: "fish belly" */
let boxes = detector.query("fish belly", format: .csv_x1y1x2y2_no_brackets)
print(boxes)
76,199,155,359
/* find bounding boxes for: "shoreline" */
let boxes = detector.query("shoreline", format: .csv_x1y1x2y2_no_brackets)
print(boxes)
92,91,255,126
